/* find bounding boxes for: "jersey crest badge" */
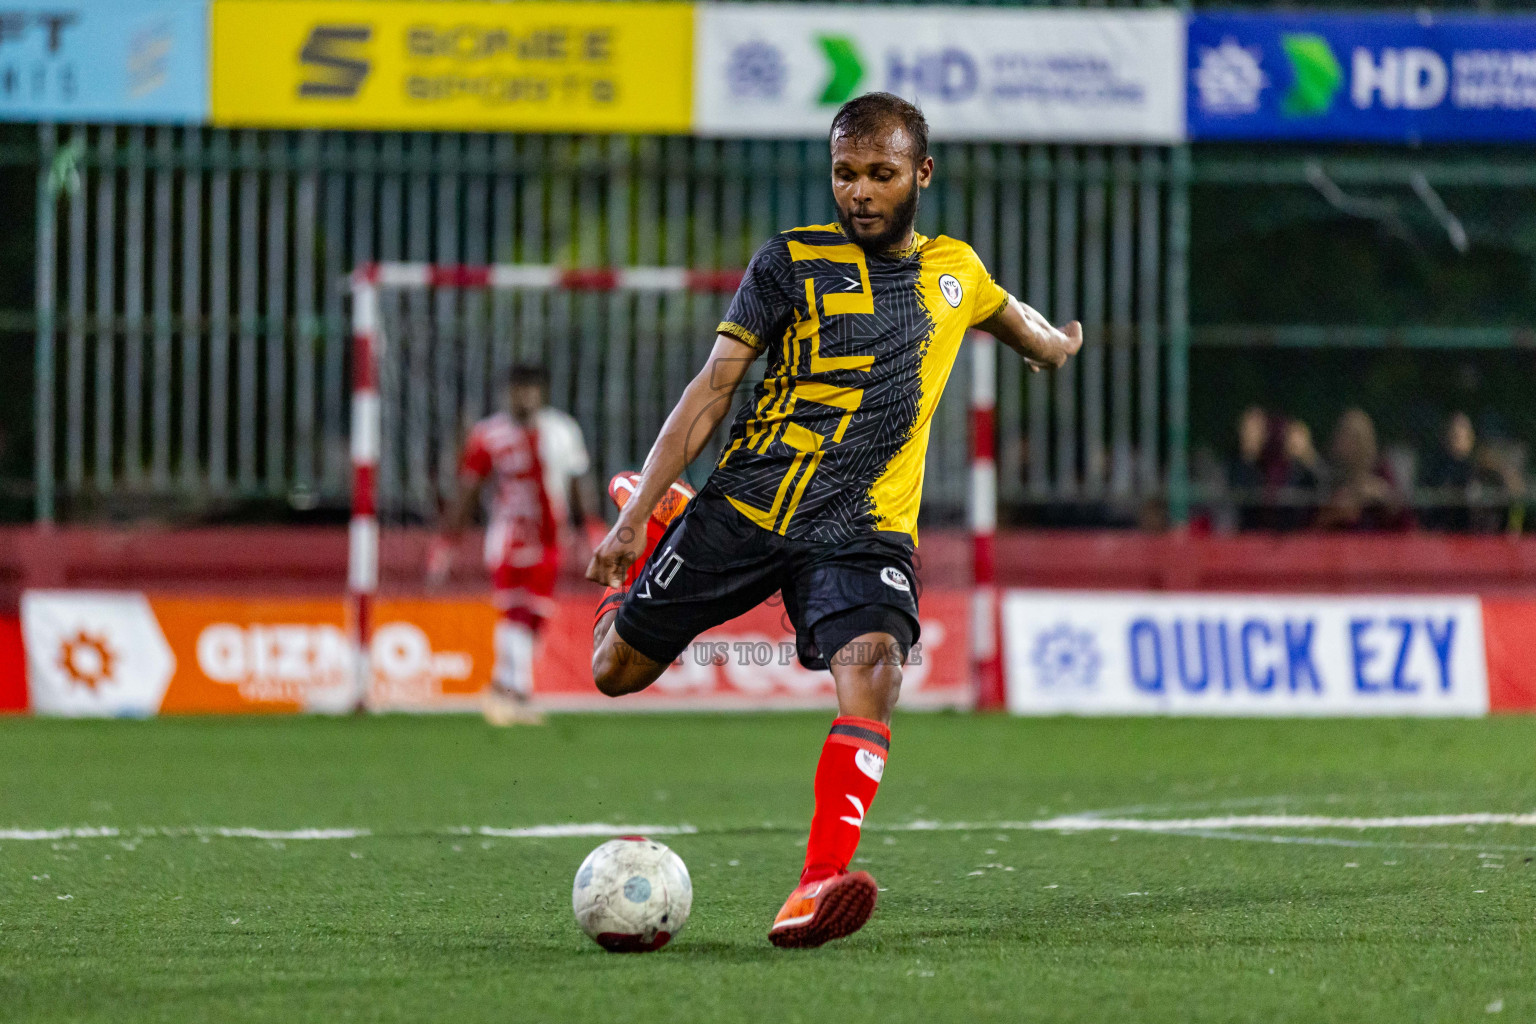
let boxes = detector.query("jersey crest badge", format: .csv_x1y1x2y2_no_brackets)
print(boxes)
938,274,963,308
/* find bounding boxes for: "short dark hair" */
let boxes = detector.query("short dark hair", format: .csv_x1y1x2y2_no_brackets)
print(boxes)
828,92,929,165
507,363,549,391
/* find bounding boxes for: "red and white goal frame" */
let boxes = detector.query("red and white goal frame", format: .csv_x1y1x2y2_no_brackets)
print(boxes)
348,262,1004,711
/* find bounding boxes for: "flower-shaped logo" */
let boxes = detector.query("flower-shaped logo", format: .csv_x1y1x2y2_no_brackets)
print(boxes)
728,41,787,100
1194,37,1269,116
58,631,116,691
1030,624,1101,690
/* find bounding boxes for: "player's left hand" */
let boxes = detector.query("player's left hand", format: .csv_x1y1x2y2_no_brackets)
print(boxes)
586,519,646,589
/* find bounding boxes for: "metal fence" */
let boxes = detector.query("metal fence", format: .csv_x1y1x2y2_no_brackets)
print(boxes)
29,124,1190,526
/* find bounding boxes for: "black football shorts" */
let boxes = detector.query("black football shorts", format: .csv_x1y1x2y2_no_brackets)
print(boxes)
612,485,920,670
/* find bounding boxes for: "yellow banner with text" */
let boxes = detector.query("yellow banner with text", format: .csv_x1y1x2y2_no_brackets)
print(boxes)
211,0,692,132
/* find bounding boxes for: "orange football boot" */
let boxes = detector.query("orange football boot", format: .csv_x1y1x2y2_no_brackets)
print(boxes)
767,871,878,949
608,472,694,536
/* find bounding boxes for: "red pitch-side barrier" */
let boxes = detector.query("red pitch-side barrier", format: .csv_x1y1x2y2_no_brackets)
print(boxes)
0,616,25,712
5,526,1536,601
2,526,1534,715
1483,598,1536,711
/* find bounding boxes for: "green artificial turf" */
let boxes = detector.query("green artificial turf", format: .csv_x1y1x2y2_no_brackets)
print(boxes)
0,713,1531,1023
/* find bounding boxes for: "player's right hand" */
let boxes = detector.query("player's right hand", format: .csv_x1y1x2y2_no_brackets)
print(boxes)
1051,320,1084,367
586,519,646,589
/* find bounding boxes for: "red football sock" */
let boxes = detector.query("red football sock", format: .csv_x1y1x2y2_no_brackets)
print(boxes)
800,716,890,885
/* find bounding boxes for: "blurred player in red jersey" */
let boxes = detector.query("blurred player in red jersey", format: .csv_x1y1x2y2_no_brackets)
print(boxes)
586,94,1082,946
433,364,602,725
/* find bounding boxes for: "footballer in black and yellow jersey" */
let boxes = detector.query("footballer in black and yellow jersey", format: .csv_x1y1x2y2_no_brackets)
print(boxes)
586,92,1082,950
712,222,1009,545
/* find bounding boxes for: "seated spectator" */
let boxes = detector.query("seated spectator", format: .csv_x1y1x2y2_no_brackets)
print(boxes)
1472,436,1526,533
1228,406,1280,530
1227,406,1320,531
1228,407,1269,488
1314,408,1413,532
1421,412,1487,531
1275,419,1323,530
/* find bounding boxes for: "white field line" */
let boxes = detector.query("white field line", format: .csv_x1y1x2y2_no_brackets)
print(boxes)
1023,813,1536,832
475,824,699,838
0,827,370,841
5,813,1536,843
1151,828,1536,854
200,828,372,840
0,827,122,841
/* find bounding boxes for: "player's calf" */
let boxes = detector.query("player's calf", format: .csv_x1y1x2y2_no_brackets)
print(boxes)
591,631,668,697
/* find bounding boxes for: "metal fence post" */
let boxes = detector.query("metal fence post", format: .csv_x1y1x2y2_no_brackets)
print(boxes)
1165,144,1192,528
34,123,57,523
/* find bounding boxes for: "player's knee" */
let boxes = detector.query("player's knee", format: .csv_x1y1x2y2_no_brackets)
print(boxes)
833,660,903,724
864,659,903,702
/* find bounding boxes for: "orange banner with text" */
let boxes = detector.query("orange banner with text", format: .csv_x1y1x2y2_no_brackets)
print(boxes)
17,591,972,714
20,593,496,716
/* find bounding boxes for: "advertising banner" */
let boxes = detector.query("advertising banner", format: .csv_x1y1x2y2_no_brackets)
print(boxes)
16,590,970,715
211,0,692,132
20,592,497,716
1003,590,1489,717
1189,12,1536,143
0,1,208,122
15,587,1536,717
695,4,1185,142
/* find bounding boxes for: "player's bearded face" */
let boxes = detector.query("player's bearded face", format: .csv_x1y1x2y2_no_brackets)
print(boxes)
831,132,931,253
836,176,920,253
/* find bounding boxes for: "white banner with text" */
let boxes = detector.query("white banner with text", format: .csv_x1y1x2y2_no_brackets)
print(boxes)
1003,591,1488,716
695,4,1186,141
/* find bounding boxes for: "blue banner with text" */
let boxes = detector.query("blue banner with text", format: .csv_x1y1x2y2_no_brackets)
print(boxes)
1189,12,1536,143
0,2,208,122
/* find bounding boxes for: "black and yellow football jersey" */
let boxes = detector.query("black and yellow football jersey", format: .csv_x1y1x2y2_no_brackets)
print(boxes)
709,223,1009,545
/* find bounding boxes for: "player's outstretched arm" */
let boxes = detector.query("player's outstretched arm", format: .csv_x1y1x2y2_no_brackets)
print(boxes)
976,295,1083,371
586,333,759,588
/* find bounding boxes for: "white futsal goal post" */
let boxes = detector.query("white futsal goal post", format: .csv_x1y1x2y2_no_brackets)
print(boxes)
347,262,1002,710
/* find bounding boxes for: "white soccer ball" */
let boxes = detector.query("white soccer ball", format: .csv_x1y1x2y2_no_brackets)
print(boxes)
572,836,692,952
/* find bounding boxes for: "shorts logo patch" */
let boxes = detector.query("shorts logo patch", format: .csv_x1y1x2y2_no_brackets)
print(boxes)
653,550,684,589
880,566,910,592
938,274,963,308
855,748,885,782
